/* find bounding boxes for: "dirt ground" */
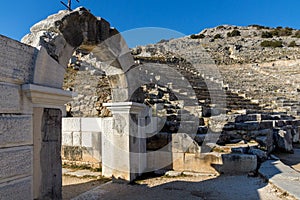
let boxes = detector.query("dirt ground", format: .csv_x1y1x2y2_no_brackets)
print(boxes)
63,145,300,200
73,174,297,200
62,175,110,200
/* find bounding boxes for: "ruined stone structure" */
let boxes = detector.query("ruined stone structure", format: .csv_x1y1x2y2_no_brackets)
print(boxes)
0,35,72,199
61,23,300,177
59,20,300,186
0,7,149,199
1,7,300,200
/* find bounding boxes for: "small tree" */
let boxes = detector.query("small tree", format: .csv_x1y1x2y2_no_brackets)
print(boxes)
288,41,297,47
190,34,205,39
293,30,300,38
214,34,222,39
227,30,241,37
260,40,283,48
261,31,273,38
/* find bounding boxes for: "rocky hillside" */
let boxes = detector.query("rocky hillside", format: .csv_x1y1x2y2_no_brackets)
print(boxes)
133,25,300,65
63,24,300,153
132,25,300,116
130,25,300,152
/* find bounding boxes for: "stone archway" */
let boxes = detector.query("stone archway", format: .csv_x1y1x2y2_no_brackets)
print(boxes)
22,7,134,102
22,7,147,199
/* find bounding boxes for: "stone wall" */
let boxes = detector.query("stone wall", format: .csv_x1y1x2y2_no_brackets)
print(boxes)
63,53,112,117
0,35,35,199
0,34,72,199
62,118,103,168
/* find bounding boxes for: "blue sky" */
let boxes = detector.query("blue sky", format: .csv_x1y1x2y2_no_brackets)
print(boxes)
1,0,300,47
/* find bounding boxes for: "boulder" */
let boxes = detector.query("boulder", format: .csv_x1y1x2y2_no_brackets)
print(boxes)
248,148,268,162
273,128,293,153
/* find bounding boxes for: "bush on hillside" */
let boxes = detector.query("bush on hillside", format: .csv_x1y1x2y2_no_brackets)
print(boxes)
249,24,270,30
293,30,300,38
158,39,169,43
261,27,293,38
261,31,273,38
190,34,205,39
260,40,283,48
271,27,293,37
227,30,241,37
214,34,222,39
288,41,297,47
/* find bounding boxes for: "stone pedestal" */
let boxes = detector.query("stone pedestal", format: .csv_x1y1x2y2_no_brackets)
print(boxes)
102,102,147,182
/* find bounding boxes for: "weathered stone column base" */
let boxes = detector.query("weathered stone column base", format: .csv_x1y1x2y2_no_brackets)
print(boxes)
102,102,147,182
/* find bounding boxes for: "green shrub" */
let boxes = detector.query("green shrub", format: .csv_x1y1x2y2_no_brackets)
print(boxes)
262,27,293,38
288,41,297,47
190,34,197,39
271,27,293,37
214,34,222,39
293,30,300,38
158,39,169,43
260,40,283,48
190,34,205,39
261,31,273,38
227,30,241,37
249,24,270,30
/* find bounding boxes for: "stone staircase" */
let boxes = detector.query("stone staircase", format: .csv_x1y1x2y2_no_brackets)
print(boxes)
218,61,300,117
133,42,300,154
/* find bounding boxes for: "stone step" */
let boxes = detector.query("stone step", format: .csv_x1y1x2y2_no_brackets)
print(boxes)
234,121,275,131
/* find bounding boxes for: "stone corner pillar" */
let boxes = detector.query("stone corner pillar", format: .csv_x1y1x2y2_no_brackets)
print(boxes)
102,102,147,182
22,84,73,200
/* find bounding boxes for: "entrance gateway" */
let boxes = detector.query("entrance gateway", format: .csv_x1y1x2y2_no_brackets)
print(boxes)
0,7,148,199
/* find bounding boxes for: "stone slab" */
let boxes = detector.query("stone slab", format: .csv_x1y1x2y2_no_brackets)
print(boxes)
0,35,35,84
218,154,257,174
62,118,81,132
33,47,66,88
146,151,173,171
62,131,73,146
0,146,33,182
172,133,200,153
0,115,32,148
0,177,32,200
259,160,300,199
81,118,102,132
0,83,21,113
73,132,82,146
82,132,93,147
62,168,100,178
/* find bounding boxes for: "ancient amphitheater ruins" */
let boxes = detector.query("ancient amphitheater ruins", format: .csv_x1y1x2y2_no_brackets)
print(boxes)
0,7,299,199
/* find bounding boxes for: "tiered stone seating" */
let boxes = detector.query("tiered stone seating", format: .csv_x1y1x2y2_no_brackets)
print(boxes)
218,62,300,117
134,42,300,154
